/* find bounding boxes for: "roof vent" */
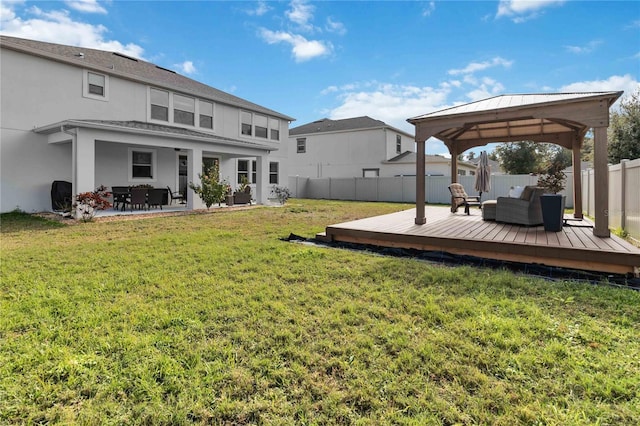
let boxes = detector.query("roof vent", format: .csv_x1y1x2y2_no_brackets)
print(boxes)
75,52,85,59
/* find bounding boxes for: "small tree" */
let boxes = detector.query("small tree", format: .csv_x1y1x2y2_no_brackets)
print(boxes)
537,159,566,194
73,185,111,221
189,162,230,209
608,90,640,164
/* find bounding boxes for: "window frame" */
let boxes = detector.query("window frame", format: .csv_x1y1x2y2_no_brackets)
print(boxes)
363,168,380,178
83,70,109,101
150,88,170,122
269,161,279,184
173,93,195,126
297,138,306,153
148,87,215,130
237,159,249,184
252,160,257,184
128,147,157,182
396,135,402,154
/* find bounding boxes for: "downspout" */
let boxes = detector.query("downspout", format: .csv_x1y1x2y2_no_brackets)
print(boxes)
61,125,77,199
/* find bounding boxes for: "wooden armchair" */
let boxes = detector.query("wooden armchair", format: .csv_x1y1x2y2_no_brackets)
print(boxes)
448,183,481,215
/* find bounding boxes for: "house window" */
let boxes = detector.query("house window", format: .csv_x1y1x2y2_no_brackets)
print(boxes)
269,162,279,184
297,138,306,153
254,114,268,138
458,170,467,176
174,94,195,126
252,160,257,184
83,70,109,101
150,88,169,121
238,159,249,183
269,118,280,140
203,157,219,176
396,135,402,154
363,168,379,178
241,111,252,136
129,148,156,180
199,100,213,129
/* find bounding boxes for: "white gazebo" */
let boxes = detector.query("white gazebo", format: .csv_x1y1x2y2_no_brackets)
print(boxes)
407,92,623,237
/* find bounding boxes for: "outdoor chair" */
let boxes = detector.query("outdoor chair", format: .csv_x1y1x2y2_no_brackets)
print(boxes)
495,185,544,226
448,183,481,215
129,187,148,211
147,188,165,210
167,186,185,205
111,186,130,211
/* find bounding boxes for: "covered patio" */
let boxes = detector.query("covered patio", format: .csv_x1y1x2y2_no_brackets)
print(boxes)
319,92,640,276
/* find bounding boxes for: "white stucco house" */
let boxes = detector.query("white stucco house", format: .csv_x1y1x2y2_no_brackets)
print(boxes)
0,35,294,213
288,116,416,178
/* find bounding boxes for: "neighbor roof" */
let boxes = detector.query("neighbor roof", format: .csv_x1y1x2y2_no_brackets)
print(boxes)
0,35,294,121
290,116,413,137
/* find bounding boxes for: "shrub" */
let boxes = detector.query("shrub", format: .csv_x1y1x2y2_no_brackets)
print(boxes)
189,162,231,209
73,185,111,221
272,185,291,205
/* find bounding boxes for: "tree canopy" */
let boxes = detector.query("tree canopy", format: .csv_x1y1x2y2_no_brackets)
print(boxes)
493,141,572,175
608,90,640,164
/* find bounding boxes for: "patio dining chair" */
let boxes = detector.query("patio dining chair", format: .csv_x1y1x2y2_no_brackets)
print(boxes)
448,183,481,215
129,187,148,211
111,186,130,211
147,188,165,210
167,186,185,205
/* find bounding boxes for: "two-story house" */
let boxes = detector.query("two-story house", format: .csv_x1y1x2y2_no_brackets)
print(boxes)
0,35,294,213
288,116,416,178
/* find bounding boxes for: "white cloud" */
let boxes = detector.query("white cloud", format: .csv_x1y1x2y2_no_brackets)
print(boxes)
322,81,453,134
422,1,436,17
64,0,107,14
564,40,603,54
448,57,513,75
259,28,331,62
0,3,145,59
326,17,346,35
175,60,196,75
286,0,315,32
245,1,270,16
560,74,640,106
496,0,565,22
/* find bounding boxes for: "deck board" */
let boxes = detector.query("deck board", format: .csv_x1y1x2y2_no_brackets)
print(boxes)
322,206,640,276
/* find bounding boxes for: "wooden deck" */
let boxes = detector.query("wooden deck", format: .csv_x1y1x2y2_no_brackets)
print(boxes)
318,206,640,276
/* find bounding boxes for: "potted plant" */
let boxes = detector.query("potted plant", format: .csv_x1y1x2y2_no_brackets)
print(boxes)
537,161,566,232
233,175,252,205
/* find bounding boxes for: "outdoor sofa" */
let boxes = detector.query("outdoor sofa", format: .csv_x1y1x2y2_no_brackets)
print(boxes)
482,185,544,226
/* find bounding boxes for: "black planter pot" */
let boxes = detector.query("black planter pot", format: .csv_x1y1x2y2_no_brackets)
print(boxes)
540,194,566,232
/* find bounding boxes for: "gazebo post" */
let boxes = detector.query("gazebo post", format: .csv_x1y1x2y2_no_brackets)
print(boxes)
415,139,426,225
572,133,583,219
593,126,610,237
449,147,458,212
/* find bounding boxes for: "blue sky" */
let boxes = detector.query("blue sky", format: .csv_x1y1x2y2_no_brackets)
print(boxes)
1,0,638,156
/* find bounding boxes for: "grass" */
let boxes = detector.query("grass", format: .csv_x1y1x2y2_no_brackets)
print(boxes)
1,199,639,425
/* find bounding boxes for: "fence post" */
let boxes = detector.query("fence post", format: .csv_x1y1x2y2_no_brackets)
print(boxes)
621,159,628,230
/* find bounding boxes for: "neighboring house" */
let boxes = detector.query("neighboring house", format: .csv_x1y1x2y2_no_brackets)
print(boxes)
288,116,415,178
382,152,477,177
0,35,294,213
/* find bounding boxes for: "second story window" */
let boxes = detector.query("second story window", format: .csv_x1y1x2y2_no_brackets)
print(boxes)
199,100,213,129
255,114,268,138
174,94,195,126
270,118,280,140
150,88,169,121
297,138,306,153
83,70,109,101
241,111,252,136
396,135,402,153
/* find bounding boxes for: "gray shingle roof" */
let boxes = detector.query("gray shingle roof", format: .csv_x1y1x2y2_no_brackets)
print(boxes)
0,35,294,121
290,116,413,137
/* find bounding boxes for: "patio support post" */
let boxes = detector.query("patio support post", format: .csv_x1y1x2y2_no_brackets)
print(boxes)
415,139,426,225
572,134,583,219
186,147,204,210
449,147,458,212
255,154,269,205
593,126,610,237
74,129,95,195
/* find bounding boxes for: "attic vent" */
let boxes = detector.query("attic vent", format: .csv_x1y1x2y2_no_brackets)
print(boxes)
156,65,176,74
74,52,85,59
112,52,138,62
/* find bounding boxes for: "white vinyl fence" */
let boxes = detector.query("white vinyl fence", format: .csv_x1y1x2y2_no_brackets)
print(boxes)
289,174,572,206
289,158,640,242
582,158,640,242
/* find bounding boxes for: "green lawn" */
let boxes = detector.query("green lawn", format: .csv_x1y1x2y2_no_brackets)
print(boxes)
1,200,639,425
